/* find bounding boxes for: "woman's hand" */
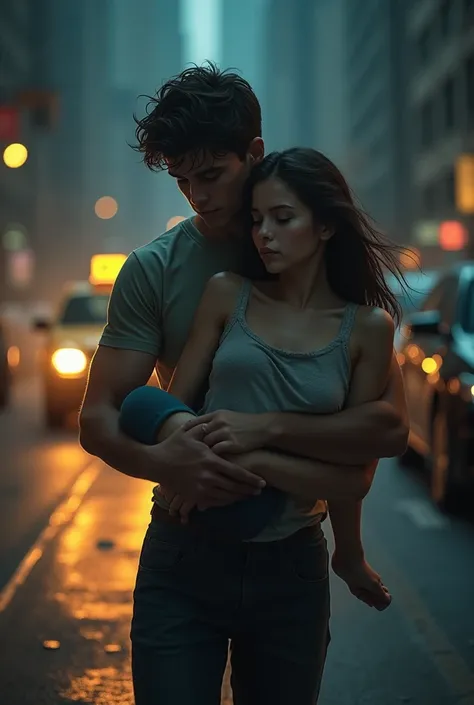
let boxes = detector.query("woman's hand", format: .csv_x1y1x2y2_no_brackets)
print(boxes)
183,411,271,455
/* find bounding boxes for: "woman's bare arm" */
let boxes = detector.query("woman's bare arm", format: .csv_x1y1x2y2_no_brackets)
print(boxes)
327,307,396,561
168,272,241,406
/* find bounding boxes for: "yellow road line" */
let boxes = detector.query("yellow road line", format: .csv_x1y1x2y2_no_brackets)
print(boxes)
0,460,101,614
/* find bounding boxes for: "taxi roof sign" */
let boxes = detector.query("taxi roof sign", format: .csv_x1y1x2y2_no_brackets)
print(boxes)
89,253,126,286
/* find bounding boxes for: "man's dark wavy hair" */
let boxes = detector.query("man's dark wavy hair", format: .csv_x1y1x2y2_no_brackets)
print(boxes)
133,62,262,171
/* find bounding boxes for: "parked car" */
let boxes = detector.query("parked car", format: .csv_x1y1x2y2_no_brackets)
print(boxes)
398,262,474,512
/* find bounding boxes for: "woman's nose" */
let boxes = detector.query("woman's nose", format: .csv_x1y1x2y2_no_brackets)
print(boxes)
259,220,272,240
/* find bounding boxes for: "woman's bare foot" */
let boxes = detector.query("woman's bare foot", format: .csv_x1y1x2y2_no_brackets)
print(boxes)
332,554,392,611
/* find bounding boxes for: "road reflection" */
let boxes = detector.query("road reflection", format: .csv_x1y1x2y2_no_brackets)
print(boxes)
54,477,152,703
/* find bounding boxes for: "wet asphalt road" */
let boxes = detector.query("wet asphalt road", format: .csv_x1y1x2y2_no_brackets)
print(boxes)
0,377,473,704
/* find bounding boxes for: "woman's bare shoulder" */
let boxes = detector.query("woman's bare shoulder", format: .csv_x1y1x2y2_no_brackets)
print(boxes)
353,305,395,348
207,271,244,291
201,272,246,317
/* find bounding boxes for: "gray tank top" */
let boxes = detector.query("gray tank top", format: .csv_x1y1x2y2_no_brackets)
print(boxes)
201,278,359,542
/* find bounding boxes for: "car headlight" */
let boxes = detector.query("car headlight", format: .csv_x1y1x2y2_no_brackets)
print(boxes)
51,348,88,376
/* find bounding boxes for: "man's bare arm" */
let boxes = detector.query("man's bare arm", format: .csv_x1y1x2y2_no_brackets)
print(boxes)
263,352,409,464
79,346,161,481
80,346,265,503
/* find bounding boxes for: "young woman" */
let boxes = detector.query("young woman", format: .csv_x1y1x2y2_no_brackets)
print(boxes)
121,147,404,702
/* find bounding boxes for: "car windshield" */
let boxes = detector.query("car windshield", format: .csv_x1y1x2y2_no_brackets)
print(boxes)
59,295,109,325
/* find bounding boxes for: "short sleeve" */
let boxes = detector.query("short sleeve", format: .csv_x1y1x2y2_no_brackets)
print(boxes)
99,252,162,357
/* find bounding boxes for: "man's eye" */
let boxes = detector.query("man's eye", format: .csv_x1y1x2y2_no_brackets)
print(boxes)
252,220,262,226
277,216,291,223
203,173,219,182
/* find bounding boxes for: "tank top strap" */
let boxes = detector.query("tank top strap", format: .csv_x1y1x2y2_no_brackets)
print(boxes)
220,277,252,342
339,302,359,342
234,277,252,321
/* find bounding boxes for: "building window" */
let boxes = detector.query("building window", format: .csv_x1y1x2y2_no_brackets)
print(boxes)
467,54,474,126
423,182,437,216
443,77,456,131
440,0,455,36
418,28,430,64
445,169,455,209
421,101,434,148
464,0,474,22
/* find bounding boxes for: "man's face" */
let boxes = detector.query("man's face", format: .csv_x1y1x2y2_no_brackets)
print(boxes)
167,140,264,230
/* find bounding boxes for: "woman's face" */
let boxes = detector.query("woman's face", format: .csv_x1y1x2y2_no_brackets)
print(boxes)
251,176,325,274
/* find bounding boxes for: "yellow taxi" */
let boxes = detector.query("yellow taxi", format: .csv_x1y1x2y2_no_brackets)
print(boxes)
34,254,126,427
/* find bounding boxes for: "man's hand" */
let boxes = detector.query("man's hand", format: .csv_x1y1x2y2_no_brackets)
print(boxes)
152,423,266,507
183,411,270,455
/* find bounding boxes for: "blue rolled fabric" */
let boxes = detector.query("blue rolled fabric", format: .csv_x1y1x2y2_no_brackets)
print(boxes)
119,386,285,540
119,386,192,445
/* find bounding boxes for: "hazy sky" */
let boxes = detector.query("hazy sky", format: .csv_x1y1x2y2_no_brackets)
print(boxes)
180,0,221,65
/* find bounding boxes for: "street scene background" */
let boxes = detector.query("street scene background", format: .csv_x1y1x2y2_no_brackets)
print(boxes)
1,1,474,703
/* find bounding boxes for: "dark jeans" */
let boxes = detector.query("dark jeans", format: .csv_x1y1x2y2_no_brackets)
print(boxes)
131,515,331,705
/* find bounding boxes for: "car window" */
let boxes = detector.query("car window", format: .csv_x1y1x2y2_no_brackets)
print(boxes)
421,282,443,312
59,295,109,325
420,274,458,324
438,274,459,327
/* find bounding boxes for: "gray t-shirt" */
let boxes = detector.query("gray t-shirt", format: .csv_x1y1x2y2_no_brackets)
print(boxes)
100,217,243,388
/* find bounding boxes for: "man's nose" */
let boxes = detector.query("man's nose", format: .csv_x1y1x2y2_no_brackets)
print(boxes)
190,186,209,208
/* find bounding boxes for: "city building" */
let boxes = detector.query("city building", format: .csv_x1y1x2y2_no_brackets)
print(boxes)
407,0,474,260
261,0,318,151
310,0,349,170
220,0,268,104
344,0,410,243
0,0,37,301
30,1,184,301
108,0,185,249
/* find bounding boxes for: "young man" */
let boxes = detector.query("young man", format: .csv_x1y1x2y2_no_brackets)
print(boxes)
79,64,408,704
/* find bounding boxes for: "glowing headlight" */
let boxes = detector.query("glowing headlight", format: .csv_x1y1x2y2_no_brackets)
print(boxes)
51,348,87,376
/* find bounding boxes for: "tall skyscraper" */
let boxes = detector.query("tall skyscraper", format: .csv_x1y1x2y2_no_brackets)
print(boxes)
311,0,349,169
344,0,410,242
407,0,474,259
0,0,37,301
109,0,185,248
30,1,184,300
262,0,318,151
220,0,267,102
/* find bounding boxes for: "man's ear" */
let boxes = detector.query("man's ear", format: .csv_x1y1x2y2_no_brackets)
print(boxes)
248,137,264,165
